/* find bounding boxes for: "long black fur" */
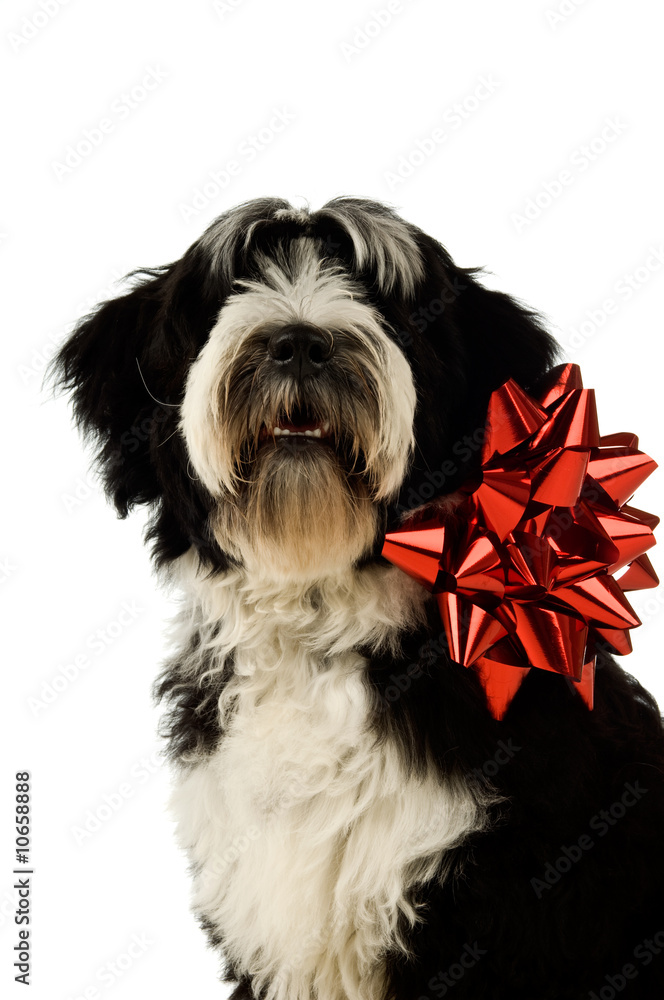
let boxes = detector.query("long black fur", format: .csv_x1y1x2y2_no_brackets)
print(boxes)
50,197,664,999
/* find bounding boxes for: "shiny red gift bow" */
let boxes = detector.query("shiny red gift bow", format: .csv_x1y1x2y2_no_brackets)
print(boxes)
382,364,659,719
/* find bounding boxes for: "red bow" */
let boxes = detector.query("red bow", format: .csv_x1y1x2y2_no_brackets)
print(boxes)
382,364,659,719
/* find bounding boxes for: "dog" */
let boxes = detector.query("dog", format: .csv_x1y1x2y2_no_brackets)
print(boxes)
52,198,664,1000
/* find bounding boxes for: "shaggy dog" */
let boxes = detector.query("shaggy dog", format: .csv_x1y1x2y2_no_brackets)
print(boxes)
52,198,664,1000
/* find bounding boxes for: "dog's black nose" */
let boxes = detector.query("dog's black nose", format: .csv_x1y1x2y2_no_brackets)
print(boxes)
267,325,333,378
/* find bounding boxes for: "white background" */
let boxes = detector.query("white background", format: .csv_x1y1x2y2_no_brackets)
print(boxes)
2,1,663,998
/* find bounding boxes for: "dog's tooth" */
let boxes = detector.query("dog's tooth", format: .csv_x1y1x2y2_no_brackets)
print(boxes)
273,426,324,438
322,421,331,433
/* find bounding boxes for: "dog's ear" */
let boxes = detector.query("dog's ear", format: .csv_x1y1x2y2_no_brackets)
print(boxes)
450,271,560,404
413,231,559,406
51,271,167,517
49,247,224,521
387,233,560,516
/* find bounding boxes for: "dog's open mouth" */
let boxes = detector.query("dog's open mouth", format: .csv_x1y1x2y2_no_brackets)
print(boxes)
258,406,333,446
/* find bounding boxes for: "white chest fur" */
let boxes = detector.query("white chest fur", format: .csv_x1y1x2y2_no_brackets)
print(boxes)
169,559,493,1000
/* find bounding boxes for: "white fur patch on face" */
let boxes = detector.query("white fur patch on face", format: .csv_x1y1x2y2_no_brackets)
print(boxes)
180,240,416,499
179,239,417,580
316,200,426,298
168,557,501,1000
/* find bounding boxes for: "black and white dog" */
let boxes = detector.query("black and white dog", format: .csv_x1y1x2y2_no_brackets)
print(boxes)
52,198,664,1000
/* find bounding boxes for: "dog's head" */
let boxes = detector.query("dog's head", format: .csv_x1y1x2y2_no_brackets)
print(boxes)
51,197,558,582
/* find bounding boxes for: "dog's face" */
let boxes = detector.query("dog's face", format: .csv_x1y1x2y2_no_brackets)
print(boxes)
52,198,558,581
181,228,420,579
